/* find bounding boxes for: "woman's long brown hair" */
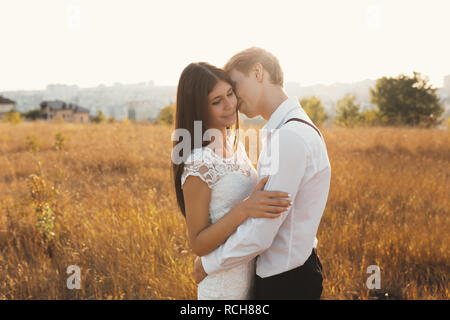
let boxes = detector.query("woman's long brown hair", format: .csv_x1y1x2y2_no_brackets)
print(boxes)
172,62,239,217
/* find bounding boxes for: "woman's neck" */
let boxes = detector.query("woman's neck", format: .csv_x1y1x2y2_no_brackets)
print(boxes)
206,126,233,158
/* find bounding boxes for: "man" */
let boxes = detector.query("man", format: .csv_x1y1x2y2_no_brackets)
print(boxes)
193,47,331,300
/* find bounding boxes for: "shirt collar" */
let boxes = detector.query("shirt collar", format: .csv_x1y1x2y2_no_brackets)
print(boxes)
262,96,300,131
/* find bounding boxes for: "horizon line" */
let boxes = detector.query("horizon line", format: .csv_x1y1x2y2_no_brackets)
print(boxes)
2,75,449,93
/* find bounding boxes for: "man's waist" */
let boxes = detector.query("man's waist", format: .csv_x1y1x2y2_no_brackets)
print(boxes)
256,246,317,278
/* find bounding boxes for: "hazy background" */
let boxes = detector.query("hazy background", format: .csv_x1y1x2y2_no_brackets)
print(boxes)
1,0,449,91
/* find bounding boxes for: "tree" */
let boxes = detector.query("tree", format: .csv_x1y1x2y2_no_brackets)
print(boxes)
157,103,175,125
91,110,107,123
370,72,444,127
299,96,329,127
334,94,361,127
359,109,387,126
23,109,42,120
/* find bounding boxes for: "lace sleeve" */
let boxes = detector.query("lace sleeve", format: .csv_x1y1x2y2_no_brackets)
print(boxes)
181,149,219,189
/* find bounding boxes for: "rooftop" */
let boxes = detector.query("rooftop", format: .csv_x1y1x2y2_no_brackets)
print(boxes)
0,96,16,104
41,100,89,113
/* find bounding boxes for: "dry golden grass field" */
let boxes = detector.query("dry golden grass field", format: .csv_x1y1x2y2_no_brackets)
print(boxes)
0,122,448,299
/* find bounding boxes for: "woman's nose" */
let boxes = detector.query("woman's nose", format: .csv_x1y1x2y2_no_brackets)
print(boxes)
224,96,235,110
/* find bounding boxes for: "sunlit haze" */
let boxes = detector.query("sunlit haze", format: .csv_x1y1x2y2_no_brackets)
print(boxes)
1,0,449,91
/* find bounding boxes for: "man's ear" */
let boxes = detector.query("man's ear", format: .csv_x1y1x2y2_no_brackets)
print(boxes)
253,63,264,83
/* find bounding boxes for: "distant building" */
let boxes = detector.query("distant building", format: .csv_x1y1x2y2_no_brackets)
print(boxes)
127,100,153,121
444,75,450,90
0,96,16,119
443,75,450,97
40,100,90,122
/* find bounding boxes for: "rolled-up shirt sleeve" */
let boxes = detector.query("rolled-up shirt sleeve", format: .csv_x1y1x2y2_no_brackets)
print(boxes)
201,129,309,275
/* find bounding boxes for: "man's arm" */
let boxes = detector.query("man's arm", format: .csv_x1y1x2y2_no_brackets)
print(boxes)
200,129,309,275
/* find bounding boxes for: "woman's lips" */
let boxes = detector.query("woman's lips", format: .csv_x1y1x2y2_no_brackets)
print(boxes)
223,112,236,119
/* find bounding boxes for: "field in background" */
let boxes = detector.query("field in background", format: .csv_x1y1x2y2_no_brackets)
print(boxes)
0,122,448,299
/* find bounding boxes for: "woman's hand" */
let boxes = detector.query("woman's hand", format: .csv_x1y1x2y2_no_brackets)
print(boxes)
193,256,207,284
237,176,292,219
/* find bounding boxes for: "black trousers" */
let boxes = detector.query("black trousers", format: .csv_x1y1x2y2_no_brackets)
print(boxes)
254,249,323,300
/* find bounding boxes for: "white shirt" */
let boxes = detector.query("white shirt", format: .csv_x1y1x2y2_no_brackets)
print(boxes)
201,96,332,278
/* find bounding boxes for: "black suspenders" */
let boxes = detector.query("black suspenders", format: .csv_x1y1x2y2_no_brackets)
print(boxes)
283,118,323,139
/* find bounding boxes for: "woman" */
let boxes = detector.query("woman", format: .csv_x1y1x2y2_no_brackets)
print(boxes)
172,62,291,299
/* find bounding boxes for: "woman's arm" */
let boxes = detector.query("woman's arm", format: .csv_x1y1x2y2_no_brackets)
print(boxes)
183,175,291,257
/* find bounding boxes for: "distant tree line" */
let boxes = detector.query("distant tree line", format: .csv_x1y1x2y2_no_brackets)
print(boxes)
2,109,118,124
4,71,445,128
156,72,446,128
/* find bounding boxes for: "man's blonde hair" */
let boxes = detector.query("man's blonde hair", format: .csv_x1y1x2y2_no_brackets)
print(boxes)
223,47,284,87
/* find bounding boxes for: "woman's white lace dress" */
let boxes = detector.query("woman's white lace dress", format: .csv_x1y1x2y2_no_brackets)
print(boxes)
181,137,258,300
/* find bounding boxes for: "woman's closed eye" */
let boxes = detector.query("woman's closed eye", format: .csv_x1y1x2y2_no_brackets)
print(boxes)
212,91,234,105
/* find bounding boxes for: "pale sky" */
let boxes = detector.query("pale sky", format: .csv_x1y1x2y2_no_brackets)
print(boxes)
1,0,449,91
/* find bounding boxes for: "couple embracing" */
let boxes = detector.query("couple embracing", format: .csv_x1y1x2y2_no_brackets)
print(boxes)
172,47,331,300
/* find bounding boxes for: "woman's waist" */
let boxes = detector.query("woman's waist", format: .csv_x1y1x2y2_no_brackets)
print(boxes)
203,259,255,279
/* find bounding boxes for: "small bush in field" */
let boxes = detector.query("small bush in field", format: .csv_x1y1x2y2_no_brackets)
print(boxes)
55,133,67,151
2,111,23,124
26,134,40,153
28,173,56,240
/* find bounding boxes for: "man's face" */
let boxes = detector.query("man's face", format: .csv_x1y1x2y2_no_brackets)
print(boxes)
229,68,262,118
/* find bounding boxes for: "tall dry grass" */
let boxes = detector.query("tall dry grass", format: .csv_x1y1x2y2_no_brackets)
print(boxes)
0,122,448,299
